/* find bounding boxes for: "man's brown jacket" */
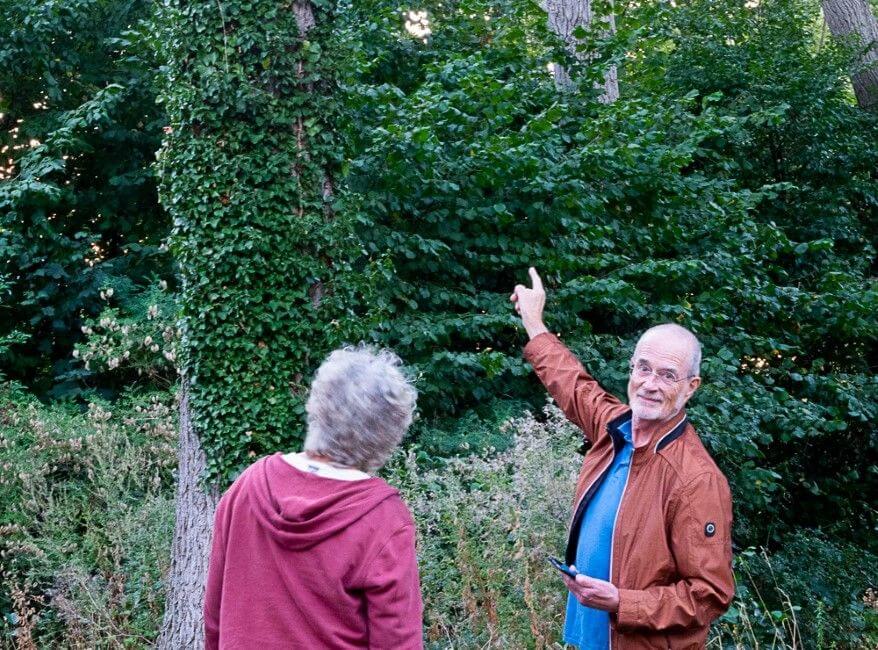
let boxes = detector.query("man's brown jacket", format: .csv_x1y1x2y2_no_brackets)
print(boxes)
524,333,735,649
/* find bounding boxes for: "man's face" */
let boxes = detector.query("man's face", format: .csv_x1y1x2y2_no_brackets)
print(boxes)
627,332,701,422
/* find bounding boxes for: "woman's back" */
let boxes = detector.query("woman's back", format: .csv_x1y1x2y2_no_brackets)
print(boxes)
204,452,422,650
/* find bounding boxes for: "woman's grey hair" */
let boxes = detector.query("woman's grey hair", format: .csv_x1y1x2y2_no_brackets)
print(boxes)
304,345,417,473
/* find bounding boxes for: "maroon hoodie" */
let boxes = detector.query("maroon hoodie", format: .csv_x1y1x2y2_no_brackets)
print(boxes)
204,453,423,649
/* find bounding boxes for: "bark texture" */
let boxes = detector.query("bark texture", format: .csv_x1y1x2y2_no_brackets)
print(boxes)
293,0,315,34
822,0,878,109
545,0,619,101
292,0,335,308
157,385,220,650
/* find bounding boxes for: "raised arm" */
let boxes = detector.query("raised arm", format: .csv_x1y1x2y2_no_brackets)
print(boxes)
512,268,623,444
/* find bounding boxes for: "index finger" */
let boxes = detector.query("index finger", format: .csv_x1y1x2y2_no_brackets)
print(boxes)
528,267,543,292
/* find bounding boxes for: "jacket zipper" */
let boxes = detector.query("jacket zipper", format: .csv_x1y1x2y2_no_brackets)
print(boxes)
566,424,627,562
607,457,634,650
568,452,615,547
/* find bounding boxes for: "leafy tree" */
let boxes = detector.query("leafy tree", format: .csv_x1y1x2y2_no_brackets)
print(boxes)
0,0,168,395
342,0,878,560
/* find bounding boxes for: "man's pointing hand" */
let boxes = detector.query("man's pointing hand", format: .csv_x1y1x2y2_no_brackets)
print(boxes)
510,267,549,340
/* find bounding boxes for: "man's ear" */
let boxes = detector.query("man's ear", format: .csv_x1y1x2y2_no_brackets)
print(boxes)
685,376,701,400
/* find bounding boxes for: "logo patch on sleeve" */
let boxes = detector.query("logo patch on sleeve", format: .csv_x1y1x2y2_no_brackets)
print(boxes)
705,522,717,538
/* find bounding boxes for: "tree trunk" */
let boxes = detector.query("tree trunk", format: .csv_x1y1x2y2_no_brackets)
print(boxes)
156,385,220,649
545,0,620,101
821,0,878,110
291,0,335,306
156,0,329,645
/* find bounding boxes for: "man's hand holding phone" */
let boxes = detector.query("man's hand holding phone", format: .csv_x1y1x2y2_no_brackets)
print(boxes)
548,557,620,613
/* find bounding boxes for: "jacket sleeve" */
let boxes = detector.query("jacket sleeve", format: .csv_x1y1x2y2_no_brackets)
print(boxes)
614,471,735,632
203,494,228,650
362,524,424,649
523,332,623,444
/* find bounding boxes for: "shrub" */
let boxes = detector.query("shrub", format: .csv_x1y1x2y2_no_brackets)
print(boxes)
386,401,878,649
741,534,878,649
387,403,580,647
72,281,179,389
0,384,176,647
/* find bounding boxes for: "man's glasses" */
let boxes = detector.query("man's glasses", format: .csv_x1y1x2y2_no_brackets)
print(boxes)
629,362,694,386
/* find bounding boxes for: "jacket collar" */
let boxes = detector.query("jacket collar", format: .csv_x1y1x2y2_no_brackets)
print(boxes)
606,410,689,462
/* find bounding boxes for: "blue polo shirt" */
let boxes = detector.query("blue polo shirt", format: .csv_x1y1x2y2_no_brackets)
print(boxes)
563,420,633,649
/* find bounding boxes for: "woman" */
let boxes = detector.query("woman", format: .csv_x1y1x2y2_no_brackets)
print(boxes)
204,346,422,649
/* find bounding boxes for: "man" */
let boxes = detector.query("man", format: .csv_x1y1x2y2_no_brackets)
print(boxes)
511,268,734,649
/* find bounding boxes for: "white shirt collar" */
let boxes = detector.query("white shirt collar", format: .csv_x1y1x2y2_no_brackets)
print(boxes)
282,452,371,481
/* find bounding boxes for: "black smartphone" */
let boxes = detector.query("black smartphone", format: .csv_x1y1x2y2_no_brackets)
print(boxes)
547,556,578,579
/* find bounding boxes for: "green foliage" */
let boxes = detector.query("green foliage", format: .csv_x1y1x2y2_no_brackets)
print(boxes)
743,533,878,648
0,384,176,647
385,405,581,646
73,280,179,391
413,397,531,458
0,0,169,393
388,404,878,648
155,0,374,481
0,276,27,380
341,0,878,555
630,0,878,252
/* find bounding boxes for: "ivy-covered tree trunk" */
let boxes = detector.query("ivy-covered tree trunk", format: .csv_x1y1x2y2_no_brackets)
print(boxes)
821,0,878,109
545,0,619,100
155,0,352,645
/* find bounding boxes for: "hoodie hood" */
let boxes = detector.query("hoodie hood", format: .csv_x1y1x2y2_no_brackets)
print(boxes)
247,453,400,550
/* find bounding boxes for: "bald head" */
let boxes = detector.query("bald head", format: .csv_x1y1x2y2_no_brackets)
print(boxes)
634,324,701,377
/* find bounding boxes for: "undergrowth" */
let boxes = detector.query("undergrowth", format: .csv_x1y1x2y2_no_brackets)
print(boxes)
1,391,875,648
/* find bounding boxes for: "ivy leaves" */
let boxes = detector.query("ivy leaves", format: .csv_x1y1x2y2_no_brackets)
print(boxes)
157,0,361,481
